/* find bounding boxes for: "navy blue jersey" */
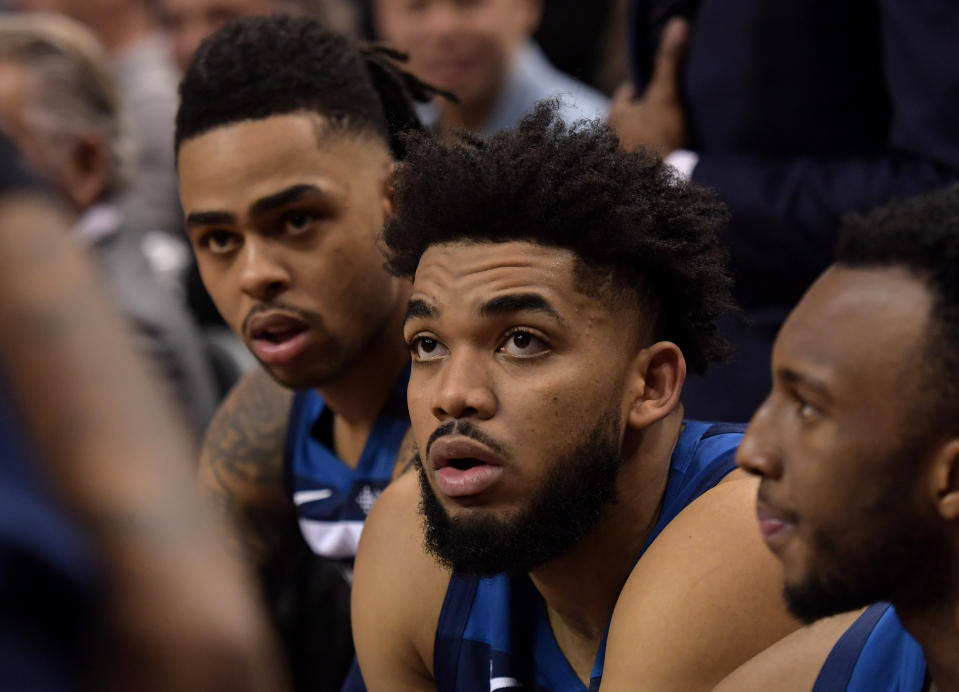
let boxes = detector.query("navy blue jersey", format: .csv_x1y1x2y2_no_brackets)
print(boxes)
813,603,926,692
433,420,744,691
284,369,410,569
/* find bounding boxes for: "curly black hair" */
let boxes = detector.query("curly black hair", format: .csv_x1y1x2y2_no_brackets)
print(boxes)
174,13,445,158
383,101,735,374
837,184,959,433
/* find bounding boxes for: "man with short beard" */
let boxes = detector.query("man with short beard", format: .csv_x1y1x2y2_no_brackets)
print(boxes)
713,186,959,691
351,102,802,691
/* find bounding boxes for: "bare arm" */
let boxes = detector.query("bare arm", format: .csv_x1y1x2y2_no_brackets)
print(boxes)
199,366,299,568
600,471,802,692
0,191,287,691
352,471,449,690
712,609,862,692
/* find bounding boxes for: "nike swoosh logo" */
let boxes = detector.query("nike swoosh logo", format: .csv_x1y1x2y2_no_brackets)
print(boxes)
490,677,524,690
293,489,334,505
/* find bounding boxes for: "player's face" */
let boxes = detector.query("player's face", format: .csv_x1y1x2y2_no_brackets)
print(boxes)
178,113,402,389
159,0,275,72
404,241,646,572
737,266,943,621
373,0,539,112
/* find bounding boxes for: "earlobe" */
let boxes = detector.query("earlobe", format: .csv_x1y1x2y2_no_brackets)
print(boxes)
626,341,686,429
931,439,959,521
381,162,397,219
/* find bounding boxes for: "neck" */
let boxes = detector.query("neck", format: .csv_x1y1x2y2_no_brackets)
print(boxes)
437,90,499,133
316,283,411,465
897,587,959,692
528,407,684,682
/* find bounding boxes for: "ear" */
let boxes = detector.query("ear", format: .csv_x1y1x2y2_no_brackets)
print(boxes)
63,133,109,210
624,340,686,430
930,438,959,521
380,160,397,219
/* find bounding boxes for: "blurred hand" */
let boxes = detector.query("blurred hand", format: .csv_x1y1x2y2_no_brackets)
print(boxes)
609,17,689,157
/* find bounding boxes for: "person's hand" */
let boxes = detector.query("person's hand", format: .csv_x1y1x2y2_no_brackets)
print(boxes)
608,17,689,157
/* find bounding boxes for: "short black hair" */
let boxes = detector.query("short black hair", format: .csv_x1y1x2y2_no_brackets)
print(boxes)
175,13,439,158
837,184,959,435
384,102,735,374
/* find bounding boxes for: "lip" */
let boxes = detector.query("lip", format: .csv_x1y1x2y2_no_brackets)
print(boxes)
246,312,310,366
429,436,505,498
755,499,797,553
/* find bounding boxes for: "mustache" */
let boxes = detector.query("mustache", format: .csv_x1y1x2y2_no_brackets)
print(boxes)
424,420,510,460
241,302,321,336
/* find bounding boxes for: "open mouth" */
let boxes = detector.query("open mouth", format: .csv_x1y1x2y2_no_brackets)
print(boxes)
247,313,310,365
446,457,483,471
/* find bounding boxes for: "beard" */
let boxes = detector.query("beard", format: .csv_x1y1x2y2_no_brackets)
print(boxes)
783,435,948,622
415,407,623,577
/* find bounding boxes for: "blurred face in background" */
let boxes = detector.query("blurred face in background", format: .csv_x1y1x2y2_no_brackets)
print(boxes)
158,0,275,71
372,0,540,112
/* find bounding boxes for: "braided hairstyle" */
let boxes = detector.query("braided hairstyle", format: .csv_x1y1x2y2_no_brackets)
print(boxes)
174,13,447,159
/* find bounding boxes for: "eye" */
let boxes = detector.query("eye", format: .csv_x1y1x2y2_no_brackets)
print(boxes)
796,397,820,422
199,229,240,254
282,210,319,234
408,335,449,362
499,329,549,358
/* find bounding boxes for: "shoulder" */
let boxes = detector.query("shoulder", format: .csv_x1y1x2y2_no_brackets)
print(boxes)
353,470,450,690
713,610,864,692
600,470,802,691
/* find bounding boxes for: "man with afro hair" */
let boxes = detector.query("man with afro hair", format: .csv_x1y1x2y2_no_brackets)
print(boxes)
352,102,801,690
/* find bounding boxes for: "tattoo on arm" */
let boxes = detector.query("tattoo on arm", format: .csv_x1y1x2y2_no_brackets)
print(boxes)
200,368,299,566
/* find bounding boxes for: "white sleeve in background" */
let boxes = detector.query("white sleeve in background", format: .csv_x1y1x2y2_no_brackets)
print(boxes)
665,149,700,180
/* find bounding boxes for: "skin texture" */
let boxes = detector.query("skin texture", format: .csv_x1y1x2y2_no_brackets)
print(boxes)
372,0,541,131
0,189,287,690
353,240,801,690
178,113,400,392
178,112,412,567
729,265,959,692
158,0,275,72
608,17,687,157
737,266,940,615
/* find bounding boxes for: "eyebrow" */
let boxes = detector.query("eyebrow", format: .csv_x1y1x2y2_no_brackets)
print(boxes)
479,293,563,323
249,183,330,218
778,367,831,399
185,183,331,232
185,210,236,230
405,298,438,323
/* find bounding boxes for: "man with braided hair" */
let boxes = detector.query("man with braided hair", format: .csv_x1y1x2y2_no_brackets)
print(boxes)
352,103,802,690
174,14,438,689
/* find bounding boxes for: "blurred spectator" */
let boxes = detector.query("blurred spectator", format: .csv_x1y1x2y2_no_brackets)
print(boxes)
0,12,219,433
371,0,608,135
0,130,287,692
610,2,959,422
157,0,357,73
12,0,183,239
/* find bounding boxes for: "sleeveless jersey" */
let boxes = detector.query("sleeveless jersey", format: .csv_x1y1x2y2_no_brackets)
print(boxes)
284,369,410,570
433,420,744,691
813,603,927,692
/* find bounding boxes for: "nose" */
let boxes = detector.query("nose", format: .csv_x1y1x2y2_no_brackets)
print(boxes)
430,349,496,422
736,398,784,480
421,2,464,39
238,238,290,302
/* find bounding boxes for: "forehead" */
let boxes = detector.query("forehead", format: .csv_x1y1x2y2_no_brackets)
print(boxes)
411,241,618,320
177,112,387,212
775,266,932,392
162,0,270,14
